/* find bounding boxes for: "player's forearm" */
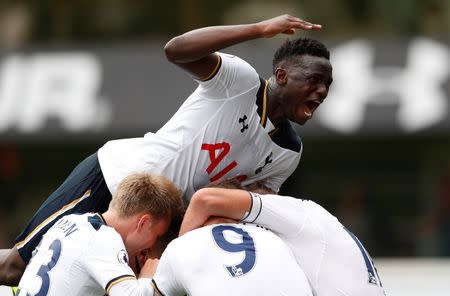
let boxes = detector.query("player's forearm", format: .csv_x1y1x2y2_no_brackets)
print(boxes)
139,258,159,279
164,23,263,63
179,188,250,235
164,15,321,64
179,188,221,235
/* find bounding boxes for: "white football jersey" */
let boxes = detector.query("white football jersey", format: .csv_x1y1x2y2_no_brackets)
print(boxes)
152,223,312,296
241,193,386,296
17,213,140,296
98,52,302,201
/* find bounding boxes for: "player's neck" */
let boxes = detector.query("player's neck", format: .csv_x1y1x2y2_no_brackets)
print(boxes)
266,78,284,127
102,211,134,240
102,211,115,227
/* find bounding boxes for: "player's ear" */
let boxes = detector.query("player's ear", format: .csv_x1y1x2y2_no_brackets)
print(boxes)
275,67,288,85
137,214,152,232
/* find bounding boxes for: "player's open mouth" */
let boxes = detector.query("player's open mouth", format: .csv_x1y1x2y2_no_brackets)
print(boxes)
304,100,322,116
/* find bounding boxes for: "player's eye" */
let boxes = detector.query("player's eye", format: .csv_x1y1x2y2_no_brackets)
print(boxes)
307,76,319,84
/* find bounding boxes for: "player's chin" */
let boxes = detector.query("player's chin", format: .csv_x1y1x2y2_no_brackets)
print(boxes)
293,106,314,125
293,113,312,125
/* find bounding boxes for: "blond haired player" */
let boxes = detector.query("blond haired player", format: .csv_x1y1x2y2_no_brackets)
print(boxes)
16,173,183,296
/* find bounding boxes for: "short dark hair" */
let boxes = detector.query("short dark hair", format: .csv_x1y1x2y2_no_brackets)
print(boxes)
203,178,244,190
272,38,330,73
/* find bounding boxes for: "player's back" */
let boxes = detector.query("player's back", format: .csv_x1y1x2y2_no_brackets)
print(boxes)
243,193,386,296
291,200,385,296
153,223,312,296
17,213,114,296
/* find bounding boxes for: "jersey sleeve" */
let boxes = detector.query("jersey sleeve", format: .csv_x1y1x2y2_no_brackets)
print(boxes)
195,52,260,100
108,277,155,296
151,241,185,296
81,227,137,294
241,193,309,238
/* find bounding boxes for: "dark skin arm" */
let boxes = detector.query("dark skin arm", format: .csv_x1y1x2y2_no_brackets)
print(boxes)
164,14,321,80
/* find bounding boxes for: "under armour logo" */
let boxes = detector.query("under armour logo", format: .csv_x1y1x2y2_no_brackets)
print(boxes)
239,115,248,133
318,38,449,133
255,152,273,174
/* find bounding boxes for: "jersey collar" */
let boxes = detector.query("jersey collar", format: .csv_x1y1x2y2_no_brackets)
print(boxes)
256,78,278,135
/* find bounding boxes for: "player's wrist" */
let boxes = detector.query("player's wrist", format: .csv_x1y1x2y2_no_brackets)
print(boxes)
253,22,267,38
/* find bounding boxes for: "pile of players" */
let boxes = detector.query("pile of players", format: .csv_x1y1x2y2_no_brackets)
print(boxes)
0,14,385,296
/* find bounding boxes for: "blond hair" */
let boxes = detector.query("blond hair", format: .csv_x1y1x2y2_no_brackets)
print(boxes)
109,173,183,220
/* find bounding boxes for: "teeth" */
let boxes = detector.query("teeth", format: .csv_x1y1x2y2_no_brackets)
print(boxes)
305,111,312,116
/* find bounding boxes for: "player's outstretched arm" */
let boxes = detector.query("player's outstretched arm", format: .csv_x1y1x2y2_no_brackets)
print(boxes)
180,188,307,238
179,188,251,235
164,14,321,80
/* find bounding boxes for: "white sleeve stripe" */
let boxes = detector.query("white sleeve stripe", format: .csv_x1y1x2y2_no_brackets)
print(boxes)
241,192,262,223
240,192,254,221
105,274,136,294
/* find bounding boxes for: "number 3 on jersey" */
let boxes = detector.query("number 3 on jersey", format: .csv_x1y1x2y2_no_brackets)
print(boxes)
17,239,62,296
212,225,256,277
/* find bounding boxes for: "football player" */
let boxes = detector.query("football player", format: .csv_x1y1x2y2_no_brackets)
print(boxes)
151,215,313,295
179,185,386,296
16,173,183,296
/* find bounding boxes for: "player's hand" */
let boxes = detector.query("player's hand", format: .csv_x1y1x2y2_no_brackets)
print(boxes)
258,14,321,38
139,258,160,278
129,248,152,274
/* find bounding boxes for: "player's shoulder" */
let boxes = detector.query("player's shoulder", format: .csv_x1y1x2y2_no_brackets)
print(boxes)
77,213,122,246
88,215,121,240
217,52,254,69
193,52,260,102
62,213,109,232
269,119,302,153
80,220,126,265
157,235,188,268
216,52,260,82
169,226,213,250
86,213,108,231
50,212,96,237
